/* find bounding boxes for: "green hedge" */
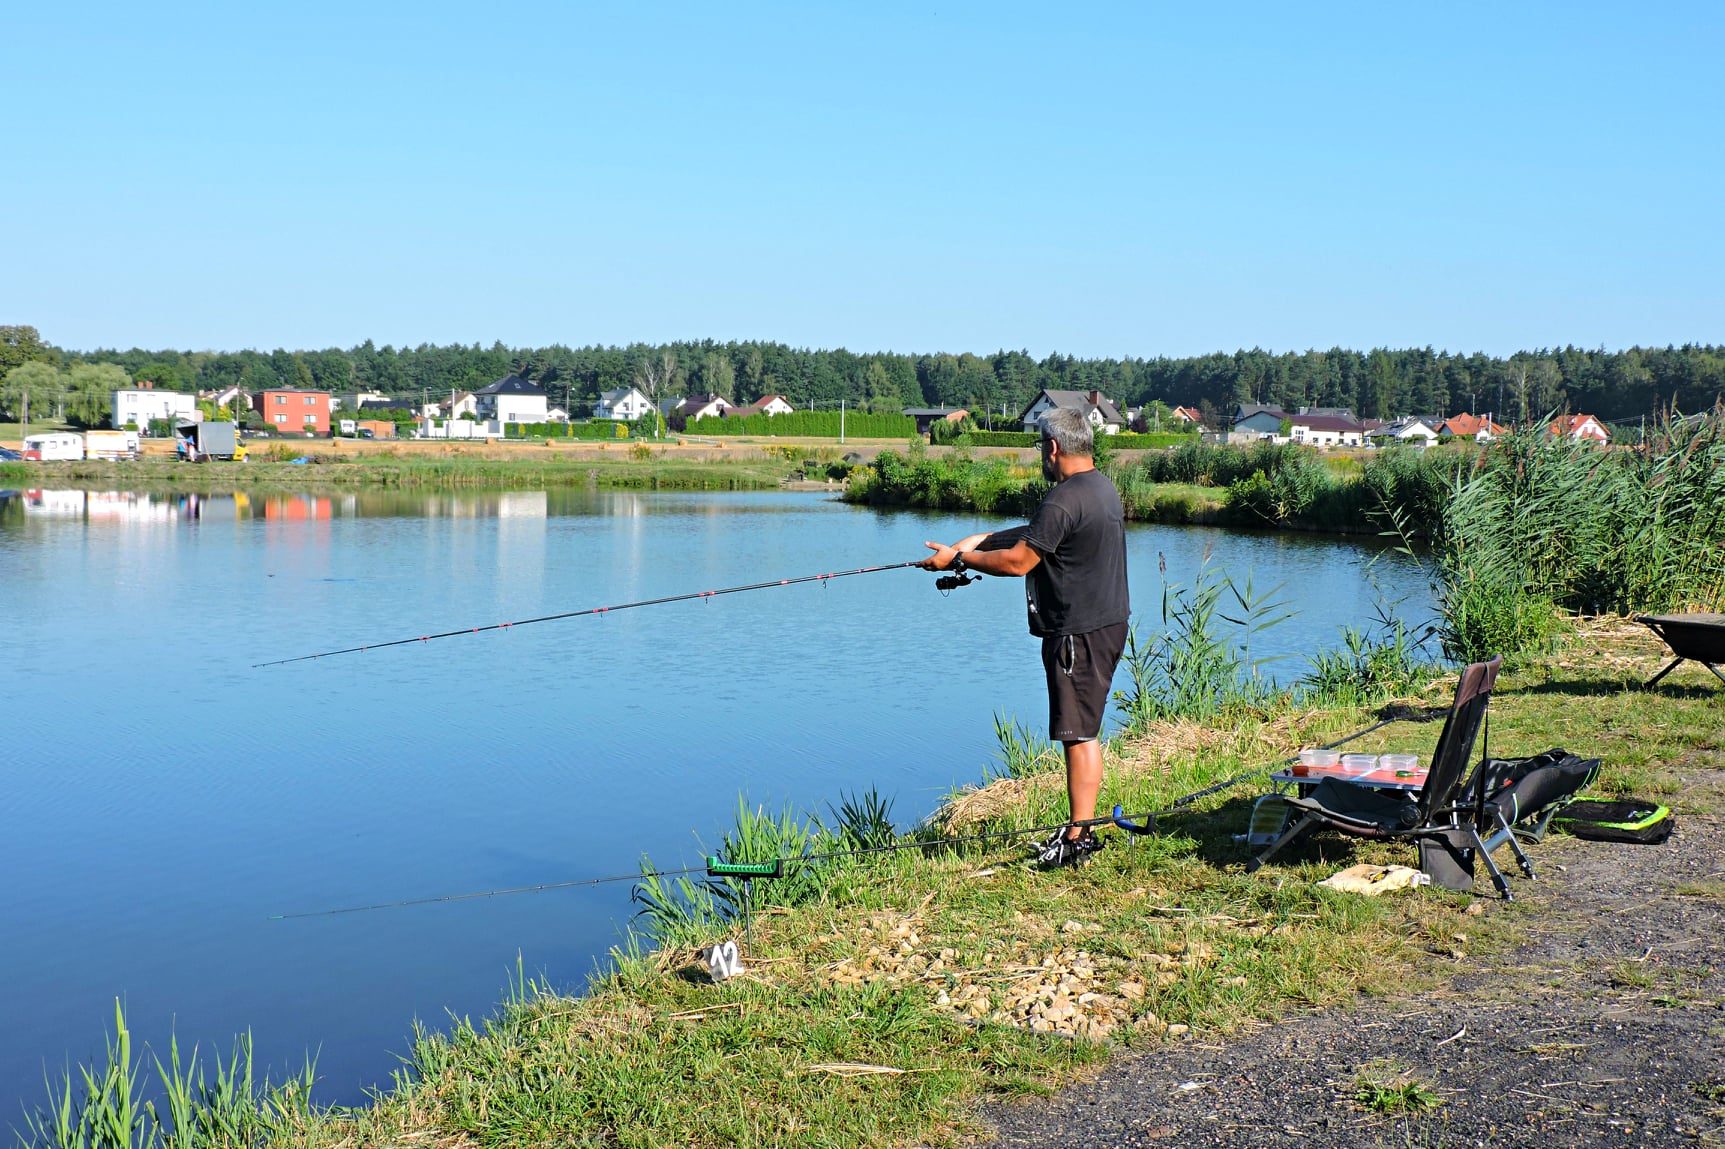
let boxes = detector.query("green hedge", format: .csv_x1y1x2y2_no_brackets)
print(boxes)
506,421,631,440
688,411,917,438
956,431,1038,447
1109,431,1198,449
955,430,1197,449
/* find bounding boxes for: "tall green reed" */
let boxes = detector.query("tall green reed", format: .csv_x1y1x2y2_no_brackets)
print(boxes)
1112,553,1290,731
1435,410,1725,661
21,1000,316,1149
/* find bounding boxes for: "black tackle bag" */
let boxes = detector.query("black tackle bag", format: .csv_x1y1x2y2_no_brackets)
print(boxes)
1553,799,1675,844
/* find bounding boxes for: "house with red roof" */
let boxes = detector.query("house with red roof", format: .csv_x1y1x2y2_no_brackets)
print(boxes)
733,394,795,417
1548,414,1611,443
1439,413,1509,442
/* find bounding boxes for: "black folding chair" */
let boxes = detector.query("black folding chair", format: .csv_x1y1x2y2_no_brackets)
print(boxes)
1248,657,1521,899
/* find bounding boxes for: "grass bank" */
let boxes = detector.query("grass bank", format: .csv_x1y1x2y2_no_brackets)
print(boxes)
29,617,1723,1149
0,453,794,492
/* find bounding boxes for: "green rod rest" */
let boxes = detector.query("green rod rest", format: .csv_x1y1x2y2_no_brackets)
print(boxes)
706,857,783,879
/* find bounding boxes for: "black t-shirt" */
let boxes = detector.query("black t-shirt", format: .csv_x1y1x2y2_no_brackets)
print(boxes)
1017,469,1130,637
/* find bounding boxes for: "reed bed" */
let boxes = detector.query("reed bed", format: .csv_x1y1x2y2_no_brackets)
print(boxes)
1435,410,1725,661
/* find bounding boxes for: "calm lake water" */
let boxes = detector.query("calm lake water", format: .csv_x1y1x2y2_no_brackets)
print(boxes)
0,486,1432,1119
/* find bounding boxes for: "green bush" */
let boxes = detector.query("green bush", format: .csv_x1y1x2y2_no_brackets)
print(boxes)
955,430,1037,447
506,420,630,440
690,411,917,437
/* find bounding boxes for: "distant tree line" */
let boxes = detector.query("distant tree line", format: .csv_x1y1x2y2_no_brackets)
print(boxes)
4,325,1721,429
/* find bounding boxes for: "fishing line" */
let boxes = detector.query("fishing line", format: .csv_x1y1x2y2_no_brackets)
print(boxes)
270,717,1400,920
254,559,927,668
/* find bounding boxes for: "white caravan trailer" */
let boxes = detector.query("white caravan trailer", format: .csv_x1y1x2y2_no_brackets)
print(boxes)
23,432,85,461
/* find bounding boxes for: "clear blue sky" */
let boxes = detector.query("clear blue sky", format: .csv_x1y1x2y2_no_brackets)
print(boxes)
4,1,1720,357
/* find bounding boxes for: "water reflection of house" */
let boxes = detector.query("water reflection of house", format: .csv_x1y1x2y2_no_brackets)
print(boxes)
262,495,332,521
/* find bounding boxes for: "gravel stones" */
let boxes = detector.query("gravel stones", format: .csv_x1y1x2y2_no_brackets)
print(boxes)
823,908,1212,1041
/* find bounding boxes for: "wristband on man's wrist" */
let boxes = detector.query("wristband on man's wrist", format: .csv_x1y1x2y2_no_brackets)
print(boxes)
950,554,967,572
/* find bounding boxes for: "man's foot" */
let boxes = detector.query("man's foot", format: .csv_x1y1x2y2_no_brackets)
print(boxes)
1032,826,1104,870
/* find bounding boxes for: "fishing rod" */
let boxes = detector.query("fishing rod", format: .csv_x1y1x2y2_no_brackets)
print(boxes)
254,559,941,669
270,716,1399,920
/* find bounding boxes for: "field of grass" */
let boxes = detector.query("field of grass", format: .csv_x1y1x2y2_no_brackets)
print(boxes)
27,617,1720,1148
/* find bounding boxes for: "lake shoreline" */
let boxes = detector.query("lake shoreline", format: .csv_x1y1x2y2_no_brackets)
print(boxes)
33,616,1715,1147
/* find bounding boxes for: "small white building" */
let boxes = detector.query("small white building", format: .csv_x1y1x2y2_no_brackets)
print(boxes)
112,389,198,431
474,375,549,429
595,386,655,421
735,394,795,417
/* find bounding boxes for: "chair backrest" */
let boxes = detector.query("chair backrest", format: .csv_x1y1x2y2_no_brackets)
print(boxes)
1415,656,1502,820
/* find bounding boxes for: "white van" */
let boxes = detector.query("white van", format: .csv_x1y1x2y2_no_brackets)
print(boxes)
23,432,85,461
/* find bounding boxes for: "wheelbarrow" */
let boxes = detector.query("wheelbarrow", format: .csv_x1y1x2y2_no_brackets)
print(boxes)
1636,613,1725,689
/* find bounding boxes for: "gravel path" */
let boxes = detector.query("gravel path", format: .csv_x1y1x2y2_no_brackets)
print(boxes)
979,812,1725,1148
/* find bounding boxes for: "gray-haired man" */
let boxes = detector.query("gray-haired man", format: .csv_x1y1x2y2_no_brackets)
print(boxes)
920,406,1130,868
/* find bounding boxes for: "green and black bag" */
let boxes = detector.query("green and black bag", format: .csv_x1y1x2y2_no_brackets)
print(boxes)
1553,799,1674,844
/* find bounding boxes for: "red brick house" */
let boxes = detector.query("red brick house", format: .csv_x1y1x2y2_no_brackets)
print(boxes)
255,389,332,434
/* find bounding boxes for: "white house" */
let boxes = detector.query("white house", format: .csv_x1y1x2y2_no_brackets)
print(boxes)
1549,413,1611,443
112,389,198,431
672,394,734,423
595,386,655,421
1018,389,1125,434
474,375,549,429
1375,417,1441,447
734,394,795,417
438,391,478,420
198,385,250,413
1287,412,1365,448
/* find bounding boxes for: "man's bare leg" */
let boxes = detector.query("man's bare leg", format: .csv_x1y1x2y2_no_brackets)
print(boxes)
1063,737,1103,838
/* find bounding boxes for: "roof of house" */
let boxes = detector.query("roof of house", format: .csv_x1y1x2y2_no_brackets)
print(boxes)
735,394,793,413
1172,406,1203,421
1440,413,1507,437
600,386,647,403
1290,413,1365,433
1550,413,1609,438
476,374,547,396
1378,416,1440,434
1022,389,1125,425
1231,403,1288,422
359,399,409,411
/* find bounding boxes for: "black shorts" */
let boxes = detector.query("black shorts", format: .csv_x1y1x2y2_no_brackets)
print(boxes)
1041,621,1129,743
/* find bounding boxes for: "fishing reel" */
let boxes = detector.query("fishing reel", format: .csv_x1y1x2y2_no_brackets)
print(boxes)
930,553,983,594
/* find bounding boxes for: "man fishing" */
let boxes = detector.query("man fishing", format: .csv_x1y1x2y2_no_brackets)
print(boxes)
920,406,1130,869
